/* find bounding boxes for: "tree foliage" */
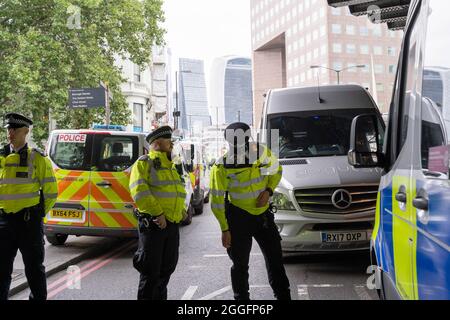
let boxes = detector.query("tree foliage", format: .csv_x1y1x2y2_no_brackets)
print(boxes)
0,0,165,147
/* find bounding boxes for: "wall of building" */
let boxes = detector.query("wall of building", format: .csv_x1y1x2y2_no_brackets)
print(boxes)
250,0,403,128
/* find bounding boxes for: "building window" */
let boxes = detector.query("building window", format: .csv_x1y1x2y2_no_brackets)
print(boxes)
133,64,141,82
360,26,369,36
331,7,340,15
360,44,369,55
346,44,356,54
387,47,397,57
331,24,342,34
346,25,355,35
374,64,384,74
389,65,396,74
373,46,383,55
333,43,342,53
376,83,384,92
133,103,144,132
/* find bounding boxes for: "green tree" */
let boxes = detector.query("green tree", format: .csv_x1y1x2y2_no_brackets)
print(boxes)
0,0,165,147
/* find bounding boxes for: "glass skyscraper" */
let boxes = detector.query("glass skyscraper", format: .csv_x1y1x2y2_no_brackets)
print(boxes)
178,58,210,134
209,56,253,126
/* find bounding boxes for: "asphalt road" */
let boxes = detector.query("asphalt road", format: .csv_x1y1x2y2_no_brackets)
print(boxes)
11,206,378,300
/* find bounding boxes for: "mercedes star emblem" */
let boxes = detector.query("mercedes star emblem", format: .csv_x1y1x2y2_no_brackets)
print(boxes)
331,189,352,210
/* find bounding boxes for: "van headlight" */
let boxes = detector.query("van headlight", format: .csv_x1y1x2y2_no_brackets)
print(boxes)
272,192,296,211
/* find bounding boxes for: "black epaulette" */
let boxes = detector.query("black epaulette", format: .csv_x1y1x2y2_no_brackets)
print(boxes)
32,148,46,157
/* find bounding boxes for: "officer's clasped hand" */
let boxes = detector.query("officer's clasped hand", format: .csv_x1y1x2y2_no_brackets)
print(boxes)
153,214,167,229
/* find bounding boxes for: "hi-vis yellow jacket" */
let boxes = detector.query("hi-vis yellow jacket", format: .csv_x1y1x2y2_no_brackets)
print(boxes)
129,150,187,224
0,145,58,214
209,145,282,231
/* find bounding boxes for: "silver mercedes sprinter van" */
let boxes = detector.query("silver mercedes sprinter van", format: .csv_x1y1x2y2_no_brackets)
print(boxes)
260,85,385,252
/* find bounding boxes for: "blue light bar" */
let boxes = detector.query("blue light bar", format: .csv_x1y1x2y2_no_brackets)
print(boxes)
93,124,126,131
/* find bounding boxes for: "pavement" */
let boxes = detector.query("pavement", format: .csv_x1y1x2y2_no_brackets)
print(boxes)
9,235,124,298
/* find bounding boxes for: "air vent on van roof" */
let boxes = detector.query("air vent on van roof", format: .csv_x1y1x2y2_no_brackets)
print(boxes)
279,159,308,166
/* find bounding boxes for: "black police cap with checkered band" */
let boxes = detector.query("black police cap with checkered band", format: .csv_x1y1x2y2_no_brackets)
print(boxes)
3,113,33,129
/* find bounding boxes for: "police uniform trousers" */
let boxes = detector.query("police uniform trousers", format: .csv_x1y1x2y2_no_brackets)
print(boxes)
133,217,179,300
226,203,291,300
0,207,47,300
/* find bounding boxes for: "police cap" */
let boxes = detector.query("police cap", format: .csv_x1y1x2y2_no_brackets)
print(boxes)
4,113,33,129
146,126,173,145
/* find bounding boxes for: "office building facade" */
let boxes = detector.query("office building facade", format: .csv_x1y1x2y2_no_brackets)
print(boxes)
178,58,211,135
250,0,403,127
210,56,253,126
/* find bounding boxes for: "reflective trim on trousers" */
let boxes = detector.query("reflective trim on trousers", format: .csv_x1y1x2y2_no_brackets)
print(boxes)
0,191,40,200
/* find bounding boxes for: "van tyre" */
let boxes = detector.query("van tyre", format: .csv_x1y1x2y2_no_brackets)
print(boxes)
194,202,204,215
46,234,68,246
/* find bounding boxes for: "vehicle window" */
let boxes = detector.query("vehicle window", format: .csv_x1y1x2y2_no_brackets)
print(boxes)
49,133,93,171
421,0,450,171
269,109,384,159
92,135,139,172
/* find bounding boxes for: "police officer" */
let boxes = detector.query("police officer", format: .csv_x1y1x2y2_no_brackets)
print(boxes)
129,126,186,300
210,122,291,300
0,113,58,300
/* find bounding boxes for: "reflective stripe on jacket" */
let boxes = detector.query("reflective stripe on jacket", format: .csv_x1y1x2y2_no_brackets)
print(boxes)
0,147,58,214
129,150,187,224
209,145,282,231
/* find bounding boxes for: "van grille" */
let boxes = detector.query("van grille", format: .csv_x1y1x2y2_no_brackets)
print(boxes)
295,186,378,215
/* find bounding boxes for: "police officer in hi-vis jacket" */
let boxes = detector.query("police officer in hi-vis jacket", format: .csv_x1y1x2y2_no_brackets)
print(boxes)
129,126,186,300
0,113,58,300
210,122,291,300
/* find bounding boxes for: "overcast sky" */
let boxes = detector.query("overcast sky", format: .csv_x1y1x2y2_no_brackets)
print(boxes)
162,0,252,85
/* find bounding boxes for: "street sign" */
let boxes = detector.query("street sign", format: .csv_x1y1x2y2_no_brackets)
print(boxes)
69,87,106,109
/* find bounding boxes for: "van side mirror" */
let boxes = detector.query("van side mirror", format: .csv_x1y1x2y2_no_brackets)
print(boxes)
348,114,384,168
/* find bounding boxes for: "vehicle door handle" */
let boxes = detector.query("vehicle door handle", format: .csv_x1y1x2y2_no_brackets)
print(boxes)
97,181,112,187
413,197,429,211
395,192,407,204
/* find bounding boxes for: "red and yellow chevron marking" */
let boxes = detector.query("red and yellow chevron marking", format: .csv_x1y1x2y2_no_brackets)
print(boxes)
88,171,137,229
45,169,138,230
44,169,91,227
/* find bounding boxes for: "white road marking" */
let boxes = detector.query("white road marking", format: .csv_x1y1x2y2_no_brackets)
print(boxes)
298,284,344,288
181,286,198,300
199,286,232,300
203,253,263,258
297,286,310,300
250,285,271,288
354,285,373,300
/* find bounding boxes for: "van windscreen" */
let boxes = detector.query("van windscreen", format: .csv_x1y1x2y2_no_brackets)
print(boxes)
49,133,93,170
269,108,384,159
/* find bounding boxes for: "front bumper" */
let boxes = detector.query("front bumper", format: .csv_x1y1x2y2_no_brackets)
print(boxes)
275,211,374,252
44,224,138,238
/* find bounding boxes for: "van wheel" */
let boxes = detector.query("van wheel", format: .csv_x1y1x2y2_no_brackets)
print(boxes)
46,234,68,246
194,202,204,215
181,205,194,226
